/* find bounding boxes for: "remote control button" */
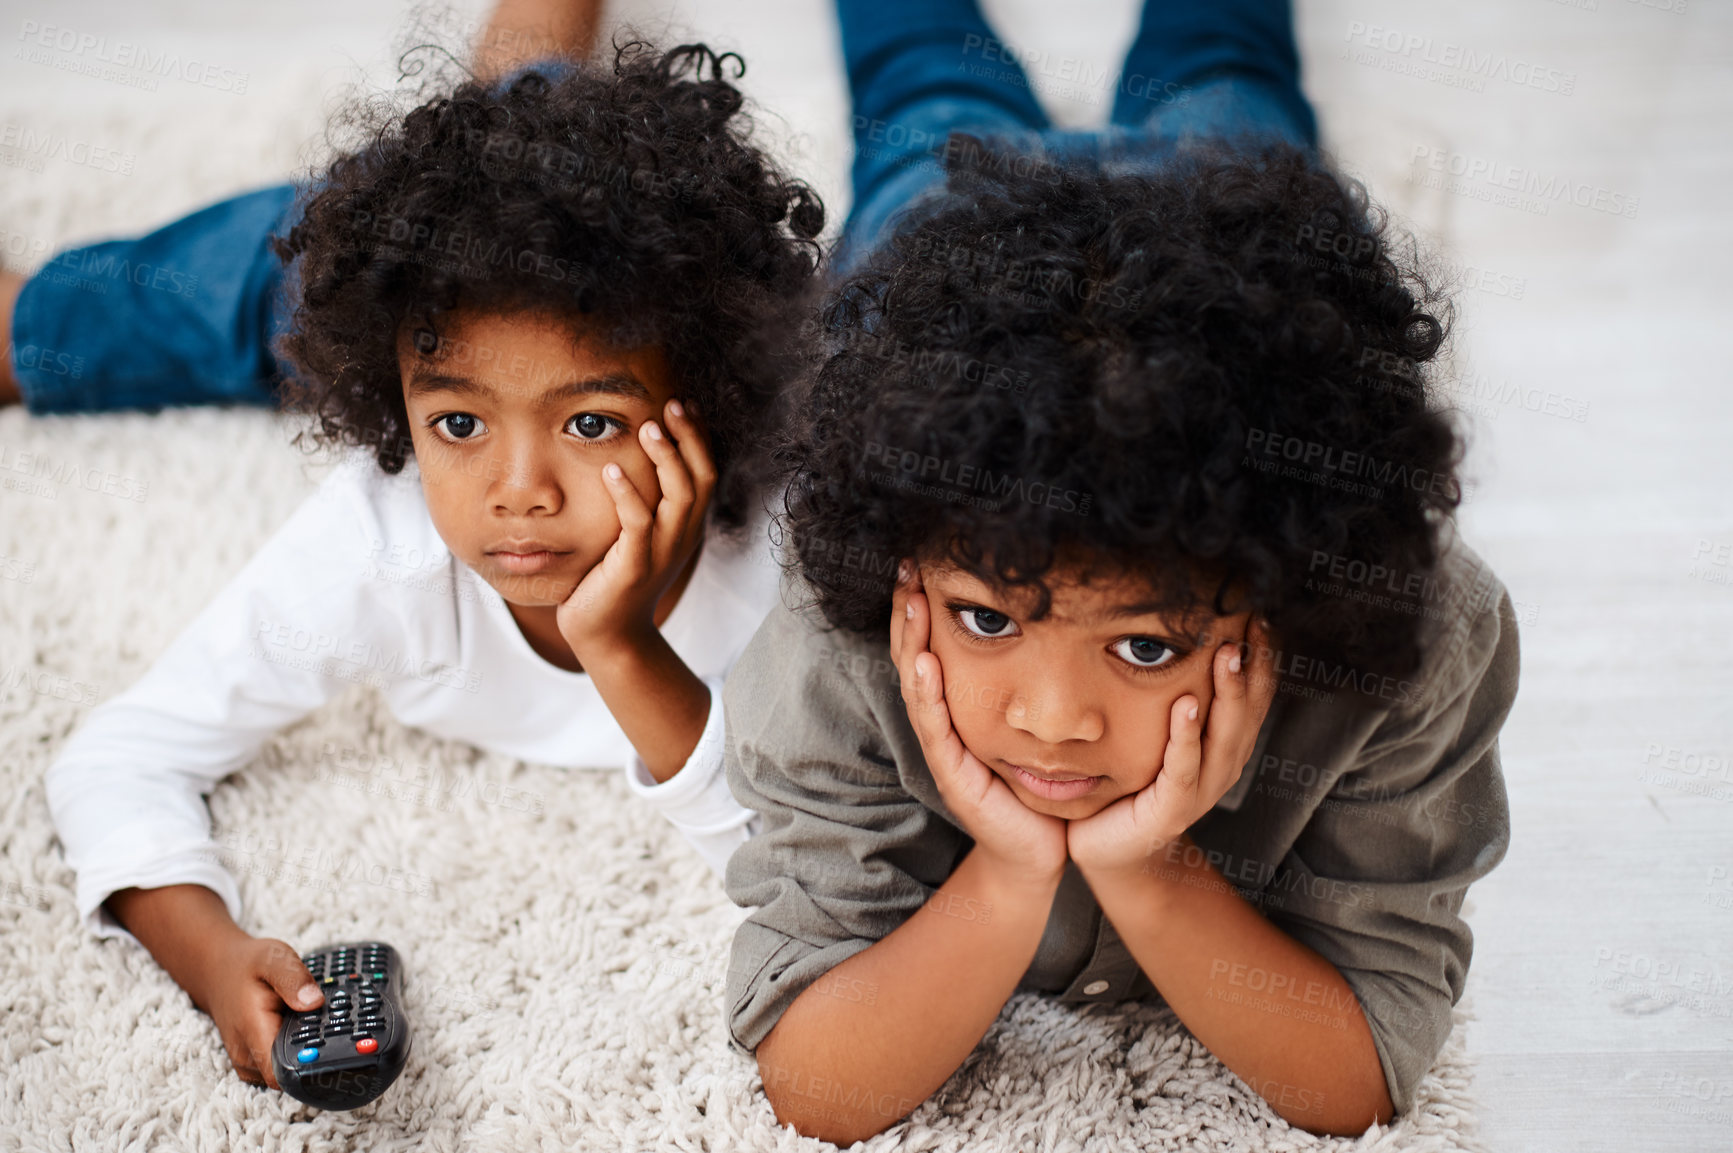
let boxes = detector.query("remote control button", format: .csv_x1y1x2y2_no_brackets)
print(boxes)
355,1037,379,1055
296,1047,320,1064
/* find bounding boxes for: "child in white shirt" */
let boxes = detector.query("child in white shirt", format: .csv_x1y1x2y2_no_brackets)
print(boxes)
45,40,823,1091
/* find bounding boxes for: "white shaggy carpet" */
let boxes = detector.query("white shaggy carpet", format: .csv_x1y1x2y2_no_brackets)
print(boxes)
0,8,1493,1151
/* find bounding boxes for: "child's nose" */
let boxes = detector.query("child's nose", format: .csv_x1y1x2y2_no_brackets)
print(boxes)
1003,676,1104,744
486,444,562,515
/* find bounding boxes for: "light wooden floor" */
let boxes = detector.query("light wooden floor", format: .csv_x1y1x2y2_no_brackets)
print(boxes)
2,1,1727,1149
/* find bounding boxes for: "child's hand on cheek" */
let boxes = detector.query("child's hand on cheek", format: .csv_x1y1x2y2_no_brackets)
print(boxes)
1068,619,1278,875
557,399,714,661
892,564,1069,885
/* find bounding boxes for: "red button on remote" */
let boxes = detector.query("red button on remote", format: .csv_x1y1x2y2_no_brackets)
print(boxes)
355,1037,378,1055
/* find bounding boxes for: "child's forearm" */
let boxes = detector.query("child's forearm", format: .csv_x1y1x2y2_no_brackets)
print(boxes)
577,629,710,783
754,848,1061,1145
106,884,249,1011
1078,839,1394,1135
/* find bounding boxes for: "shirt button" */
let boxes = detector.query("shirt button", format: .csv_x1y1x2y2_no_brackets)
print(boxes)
1082,980,1110,996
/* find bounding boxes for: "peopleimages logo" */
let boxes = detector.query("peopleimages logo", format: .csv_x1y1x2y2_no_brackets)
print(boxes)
1243,428,1459,502
1344,22,1577,95
15,20,250,94
1408,145,1640,219
863,441,1092,516
0,124,135,174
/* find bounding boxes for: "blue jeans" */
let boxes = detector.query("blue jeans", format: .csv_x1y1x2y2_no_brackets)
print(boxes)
7,61,576,415
836,0,1317,270
10,183,300,412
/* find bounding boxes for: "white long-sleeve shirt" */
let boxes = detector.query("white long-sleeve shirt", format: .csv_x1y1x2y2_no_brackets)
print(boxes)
45,456,779,939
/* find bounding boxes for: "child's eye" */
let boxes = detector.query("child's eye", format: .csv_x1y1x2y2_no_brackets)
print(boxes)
432,413,485,441
1111,636,1178,669
566,413,624,442
957,607,1018,639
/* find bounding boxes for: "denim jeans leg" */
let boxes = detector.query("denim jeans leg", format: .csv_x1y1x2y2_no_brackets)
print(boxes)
1107,0,1316,148
835,0,1049,268
10,183,300,414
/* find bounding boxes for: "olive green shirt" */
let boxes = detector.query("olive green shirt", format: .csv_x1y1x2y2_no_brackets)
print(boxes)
722,543,1518,1115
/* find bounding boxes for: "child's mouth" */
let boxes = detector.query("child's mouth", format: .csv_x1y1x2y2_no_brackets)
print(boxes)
1003,761,1102,801
487,549,571,576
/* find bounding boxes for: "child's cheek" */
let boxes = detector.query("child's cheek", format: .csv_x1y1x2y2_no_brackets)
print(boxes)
1112,724,1168,796
415,477,479,562
944,686,1000,764
928,644,1004,752
617,441,663,505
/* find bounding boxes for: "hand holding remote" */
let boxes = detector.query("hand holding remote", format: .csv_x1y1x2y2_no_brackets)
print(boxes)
105,884,323,1090
208,934,327,1090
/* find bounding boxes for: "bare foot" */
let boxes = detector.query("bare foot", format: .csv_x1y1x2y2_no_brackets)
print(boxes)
0,268,24,407
473,0,603,81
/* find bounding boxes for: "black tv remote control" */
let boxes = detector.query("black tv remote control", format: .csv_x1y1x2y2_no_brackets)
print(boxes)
271,941,411,1110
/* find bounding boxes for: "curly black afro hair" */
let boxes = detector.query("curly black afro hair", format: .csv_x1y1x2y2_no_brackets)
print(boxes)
780,139,1463,680
274,41,825,530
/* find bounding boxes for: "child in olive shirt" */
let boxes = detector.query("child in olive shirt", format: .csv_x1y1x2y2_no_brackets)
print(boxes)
720,0,1515,1141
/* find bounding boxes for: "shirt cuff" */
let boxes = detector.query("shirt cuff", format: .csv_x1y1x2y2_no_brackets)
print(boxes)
624,676,755,878
74,849,244,943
